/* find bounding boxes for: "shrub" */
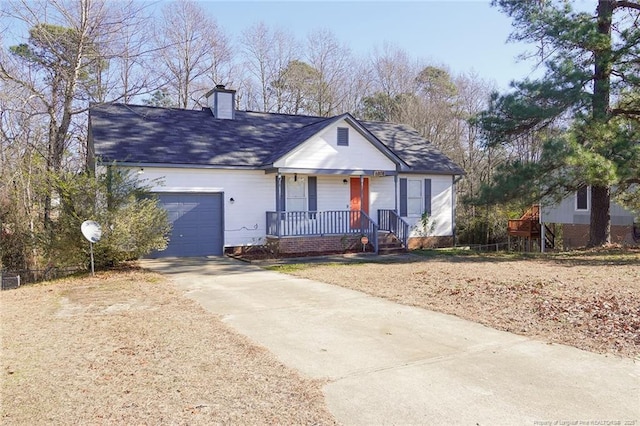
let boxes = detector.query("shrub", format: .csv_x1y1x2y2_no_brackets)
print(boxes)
46,168,170,269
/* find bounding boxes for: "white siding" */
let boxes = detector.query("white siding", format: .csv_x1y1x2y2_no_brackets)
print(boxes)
274,119,396,171
542,195,587,224
399,174,454,237
430,176,454,236
542,188,635,226
316,176,351,210
370,176,396,213
314,175,396,213
128,167,274,247
122,166,456,247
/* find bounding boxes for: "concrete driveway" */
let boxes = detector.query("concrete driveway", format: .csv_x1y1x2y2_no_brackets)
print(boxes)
142,257,640,425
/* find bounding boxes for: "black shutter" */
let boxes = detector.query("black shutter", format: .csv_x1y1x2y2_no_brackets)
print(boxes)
424,179,432,216
399,178,407,217
308,177,317,211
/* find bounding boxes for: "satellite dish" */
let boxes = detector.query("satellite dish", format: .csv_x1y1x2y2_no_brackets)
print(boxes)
81,221,102,276
81,220,102,243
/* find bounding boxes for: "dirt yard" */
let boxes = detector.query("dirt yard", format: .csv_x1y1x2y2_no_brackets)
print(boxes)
270,249,640,359
0,269,336,425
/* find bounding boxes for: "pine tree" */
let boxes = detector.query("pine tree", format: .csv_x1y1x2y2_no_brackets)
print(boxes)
477,0,640,247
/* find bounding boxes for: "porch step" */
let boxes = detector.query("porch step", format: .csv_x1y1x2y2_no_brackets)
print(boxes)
377,232,407,255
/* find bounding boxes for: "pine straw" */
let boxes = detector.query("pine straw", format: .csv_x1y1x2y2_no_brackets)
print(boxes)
283,250,640,359
1,269,336,425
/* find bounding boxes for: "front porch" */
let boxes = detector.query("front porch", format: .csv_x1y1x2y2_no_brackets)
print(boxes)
265,209,410,255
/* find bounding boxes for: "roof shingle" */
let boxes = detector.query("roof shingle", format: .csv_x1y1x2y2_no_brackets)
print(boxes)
89,103,464,175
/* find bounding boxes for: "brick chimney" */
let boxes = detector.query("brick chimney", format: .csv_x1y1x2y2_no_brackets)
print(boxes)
205,85,235,119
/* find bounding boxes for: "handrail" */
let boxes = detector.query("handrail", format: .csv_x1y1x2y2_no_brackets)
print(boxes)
520,204,540,221
266,210,378,253
378,209,409,248
359,210,379,254
507,219,541,236
543,224,555,249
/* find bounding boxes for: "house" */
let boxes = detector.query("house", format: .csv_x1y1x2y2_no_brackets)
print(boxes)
88,85,465,258
541,187,638,249
507,188,638,251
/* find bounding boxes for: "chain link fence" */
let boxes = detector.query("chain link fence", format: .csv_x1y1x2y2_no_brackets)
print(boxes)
1,267,83,290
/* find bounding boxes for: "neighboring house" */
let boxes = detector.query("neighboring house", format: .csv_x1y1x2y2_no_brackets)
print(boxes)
88,85,465,258
541,187,638,249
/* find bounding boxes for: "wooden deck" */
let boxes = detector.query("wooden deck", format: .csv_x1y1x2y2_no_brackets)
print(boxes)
507,219,541,238
508,205,541,238
508,205,555,250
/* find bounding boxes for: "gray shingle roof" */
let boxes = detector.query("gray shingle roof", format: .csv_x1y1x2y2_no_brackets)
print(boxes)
362,121,465,174
89,103,464,175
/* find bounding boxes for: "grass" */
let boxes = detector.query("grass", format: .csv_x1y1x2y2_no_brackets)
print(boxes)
265,248,640,270
271,248,640,358
1,269,336,425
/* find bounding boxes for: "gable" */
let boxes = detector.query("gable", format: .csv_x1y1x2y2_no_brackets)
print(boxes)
89,104,463,176
273,119,397,171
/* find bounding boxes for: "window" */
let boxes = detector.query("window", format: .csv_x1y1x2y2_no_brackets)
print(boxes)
337,127,349,146
286,176,306,211
576,186,589,211
407,180,423,216
277,175,317,213
400,178,432,217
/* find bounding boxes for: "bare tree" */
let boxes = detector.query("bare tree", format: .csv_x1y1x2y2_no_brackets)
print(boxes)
370,43,419,100
305,28,352,116
240,22,297,112
411,65,459,150
0,0,152,269
153,0,232,109
2,0,152,163
107,1,156,103
340,58,374,116
240,22,273,112
360,44,423,122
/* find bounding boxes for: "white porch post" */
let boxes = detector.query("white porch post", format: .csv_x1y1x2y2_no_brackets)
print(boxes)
360,175,364,233
394,174,398,213
360,175,364,210
540,206,545,253
276,174,282,211
276,173,282,237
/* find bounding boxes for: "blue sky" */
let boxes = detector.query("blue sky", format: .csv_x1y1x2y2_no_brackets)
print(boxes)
202,0,546,90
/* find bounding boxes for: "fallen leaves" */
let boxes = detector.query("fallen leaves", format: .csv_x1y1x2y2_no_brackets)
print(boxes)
289,251,640,358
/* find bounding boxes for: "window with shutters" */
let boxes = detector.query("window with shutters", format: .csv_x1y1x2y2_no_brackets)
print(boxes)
407,180,422,216
400,178,432,218
337,127,349,146
286,176,306,211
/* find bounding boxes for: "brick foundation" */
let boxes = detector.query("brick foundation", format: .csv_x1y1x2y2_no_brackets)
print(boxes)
407,236,454,250
265,235,369,256
227,234,456,258
562,224,636,249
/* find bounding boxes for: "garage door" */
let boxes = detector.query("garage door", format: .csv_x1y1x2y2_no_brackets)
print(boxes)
151,193,224,257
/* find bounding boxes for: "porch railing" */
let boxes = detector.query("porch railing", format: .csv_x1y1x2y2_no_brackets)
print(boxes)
266,210,378,253
507,219,541,237
378,209,409,248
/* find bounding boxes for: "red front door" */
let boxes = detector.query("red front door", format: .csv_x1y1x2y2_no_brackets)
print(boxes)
350,177,369,228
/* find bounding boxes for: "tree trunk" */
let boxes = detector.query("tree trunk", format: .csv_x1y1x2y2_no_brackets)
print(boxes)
587,0,614,247
588,185,611,246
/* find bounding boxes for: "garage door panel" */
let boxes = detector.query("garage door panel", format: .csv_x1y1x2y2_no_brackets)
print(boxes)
150,193,223,258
